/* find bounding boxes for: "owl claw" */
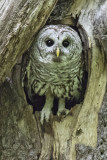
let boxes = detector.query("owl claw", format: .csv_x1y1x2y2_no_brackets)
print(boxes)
40,107,51,124
57,108,69,117
57,98,69,117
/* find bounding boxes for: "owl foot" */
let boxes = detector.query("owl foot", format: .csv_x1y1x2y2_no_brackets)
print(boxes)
57,108,69,116
40,107,52,124
40,92,54,124
57,98,69,117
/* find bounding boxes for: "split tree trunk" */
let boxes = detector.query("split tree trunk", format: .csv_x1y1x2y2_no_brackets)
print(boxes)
0,0,107,160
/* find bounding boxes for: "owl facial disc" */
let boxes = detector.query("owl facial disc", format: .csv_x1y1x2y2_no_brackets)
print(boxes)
31,24,82,64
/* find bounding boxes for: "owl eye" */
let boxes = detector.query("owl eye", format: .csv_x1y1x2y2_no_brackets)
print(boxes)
62,40,70,48
45,39,54,47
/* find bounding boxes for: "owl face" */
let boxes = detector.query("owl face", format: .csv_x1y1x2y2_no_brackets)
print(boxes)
31,25,82,64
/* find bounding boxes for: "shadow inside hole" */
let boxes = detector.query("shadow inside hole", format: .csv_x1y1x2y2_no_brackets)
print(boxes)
24,87,45,113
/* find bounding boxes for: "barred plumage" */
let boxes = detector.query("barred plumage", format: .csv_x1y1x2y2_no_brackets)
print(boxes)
22,25,84,123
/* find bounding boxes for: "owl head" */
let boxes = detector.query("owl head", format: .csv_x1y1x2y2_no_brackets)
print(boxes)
31,25,82,64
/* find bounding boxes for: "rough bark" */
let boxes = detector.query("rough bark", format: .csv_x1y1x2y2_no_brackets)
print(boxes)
76,91,107,160
0,0,57,82
0,0,107,160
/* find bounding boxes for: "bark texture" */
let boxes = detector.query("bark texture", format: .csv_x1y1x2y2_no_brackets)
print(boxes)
0,0,107,160
76,91,107,160
0,0,57,82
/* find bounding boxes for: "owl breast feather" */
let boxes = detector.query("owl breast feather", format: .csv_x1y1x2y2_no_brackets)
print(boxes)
30,60,83,99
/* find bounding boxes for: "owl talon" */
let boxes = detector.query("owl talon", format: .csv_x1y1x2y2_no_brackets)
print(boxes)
40,91,54,124
57,108,69,117
40,107,52,124
57,98,69,117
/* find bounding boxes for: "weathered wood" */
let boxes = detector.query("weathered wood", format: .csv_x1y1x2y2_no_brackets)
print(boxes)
0,0,58,82
69,0,107,147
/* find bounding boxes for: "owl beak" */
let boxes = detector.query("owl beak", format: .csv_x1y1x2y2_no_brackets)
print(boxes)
56,47,60,57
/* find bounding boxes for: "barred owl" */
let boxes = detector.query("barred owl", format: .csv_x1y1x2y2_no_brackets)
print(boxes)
22,25,84,123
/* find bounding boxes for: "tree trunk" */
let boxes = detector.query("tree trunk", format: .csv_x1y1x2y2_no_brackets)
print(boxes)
0,0,57,82
0,0,107,160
